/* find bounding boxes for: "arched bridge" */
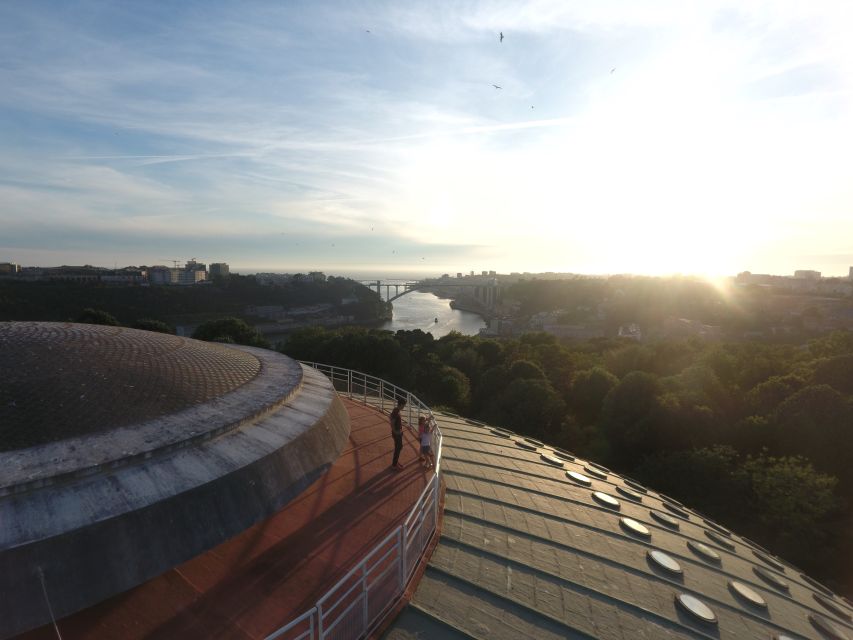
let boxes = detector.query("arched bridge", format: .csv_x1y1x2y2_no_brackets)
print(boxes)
358,279,500,308
358,281,436,302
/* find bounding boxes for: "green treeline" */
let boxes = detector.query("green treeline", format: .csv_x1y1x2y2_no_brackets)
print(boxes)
0,275,389,325
280,327,853,595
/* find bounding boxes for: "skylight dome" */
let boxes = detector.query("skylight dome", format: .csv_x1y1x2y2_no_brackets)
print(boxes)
729,580,768,609
648,549,682,575
687,540,721,564
675,593,717,625
567,470,592,486
650,510,680,529
592,491,620,509
620,517,651,538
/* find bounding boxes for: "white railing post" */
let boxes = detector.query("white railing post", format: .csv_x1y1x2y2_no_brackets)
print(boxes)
361,563,369,635
433,473,439,533
379,380,384,413
317,602,324,640
363,373,367,405
347,369,352,398
397,525,406,590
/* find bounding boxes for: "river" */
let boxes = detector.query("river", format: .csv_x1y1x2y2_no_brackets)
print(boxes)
379,290,486,338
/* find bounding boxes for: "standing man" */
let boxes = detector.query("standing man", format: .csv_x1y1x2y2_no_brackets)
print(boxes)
390,398,406,469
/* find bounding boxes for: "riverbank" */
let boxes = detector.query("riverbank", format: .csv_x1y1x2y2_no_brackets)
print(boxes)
448,298,493,321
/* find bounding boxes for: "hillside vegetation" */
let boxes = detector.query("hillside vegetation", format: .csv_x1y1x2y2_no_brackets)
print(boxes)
0,275,388,326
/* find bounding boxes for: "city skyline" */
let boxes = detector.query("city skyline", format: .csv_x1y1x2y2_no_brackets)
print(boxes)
2,1,853,277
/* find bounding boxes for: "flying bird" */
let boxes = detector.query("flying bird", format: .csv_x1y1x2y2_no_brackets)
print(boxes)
499,32,504,43
531,105,535,109
492,84,502,89
611,68,616,74
365,29,371,33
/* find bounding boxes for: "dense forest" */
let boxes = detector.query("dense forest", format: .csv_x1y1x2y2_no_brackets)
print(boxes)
279,325,853,596
0,275,388,326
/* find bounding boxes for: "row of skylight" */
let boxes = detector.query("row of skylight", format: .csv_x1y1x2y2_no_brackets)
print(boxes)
475,423,853,639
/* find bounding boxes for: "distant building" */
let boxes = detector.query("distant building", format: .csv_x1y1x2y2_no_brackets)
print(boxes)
209,262,230,278
0,262,20,274
101,269,145,285
794,269,821,280
456,272,462,279
849,266,853,280
174,268,206,285
185,259,207,273
147,266,172,285
481,270,488,276
42,265,104,283
617,323,642,341
147,263,206,285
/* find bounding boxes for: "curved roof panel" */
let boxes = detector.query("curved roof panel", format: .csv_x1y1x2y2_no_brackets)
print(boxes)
386,413,853,640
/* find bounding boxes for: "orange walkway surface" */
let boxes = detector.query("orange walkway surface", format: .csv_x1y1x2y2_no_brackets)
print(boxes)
20,399,429,640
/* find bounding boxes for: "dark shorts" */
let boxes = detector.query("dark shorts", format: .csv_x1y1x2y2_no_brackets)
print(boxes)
420,444,431,454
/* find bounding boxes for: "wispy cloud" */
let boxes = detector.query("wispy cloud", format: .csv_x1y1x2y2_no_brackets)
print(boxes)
1,0,852,275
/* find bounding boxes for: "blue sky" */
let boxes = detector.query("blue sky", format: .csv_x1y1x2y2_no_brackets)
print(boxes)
1,1,852,277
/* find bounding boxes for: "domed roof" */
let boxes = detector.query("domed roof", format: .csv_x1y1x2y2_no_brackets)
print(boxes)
0,322,261,451
0,329,350,639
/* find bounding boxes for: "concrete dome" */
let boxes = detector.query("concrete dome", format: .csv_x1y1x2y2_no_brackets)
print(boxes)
0,322,262,451
0,322,349,639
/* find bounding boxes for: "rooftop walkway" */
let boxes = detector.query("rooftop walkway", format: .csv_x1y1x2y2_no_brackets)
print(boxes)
21,398,429,640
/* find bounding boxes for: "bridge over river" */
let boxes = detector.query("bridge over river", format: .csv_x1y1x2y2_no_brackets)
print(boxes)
359,278,499,310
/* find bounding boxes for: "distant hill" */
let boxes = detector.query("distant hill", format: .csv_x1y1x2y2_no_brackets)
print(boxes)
0,274,389,327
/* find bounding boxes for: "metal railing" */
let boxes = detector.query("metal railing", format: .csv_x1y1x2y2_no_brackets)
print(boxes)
265,363,443,640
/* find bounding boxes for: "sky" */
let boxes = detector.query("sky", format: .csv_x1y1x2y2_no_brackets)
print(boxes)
1,1,852,278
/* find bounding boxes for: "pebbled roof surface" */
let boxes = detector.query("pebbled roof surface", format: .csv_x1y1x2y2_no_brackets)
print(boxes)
0,322,261,451
384,413,853,640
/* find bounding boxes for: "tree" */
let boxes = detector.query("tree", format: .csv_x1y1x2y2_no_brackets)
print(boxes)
508,359,546,381
418,362,470,410
812,354,853,394
280,326,331,361
604,344,657,378
132,318,175,334
448,347,485,385
569,367,617,424
808,330,853,359
742,453,840,553
476,339,504,368
192,317,270,348
745,374,805,416
471,365,509,416
492,377,565,440
635,446,842,570
772,385,853,485
635,446,747,523
599,371,663,464
76,308,120,326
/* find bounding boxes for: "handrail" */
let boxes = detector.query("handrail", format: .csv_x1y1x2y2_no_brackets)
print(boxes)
263,362,443,640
